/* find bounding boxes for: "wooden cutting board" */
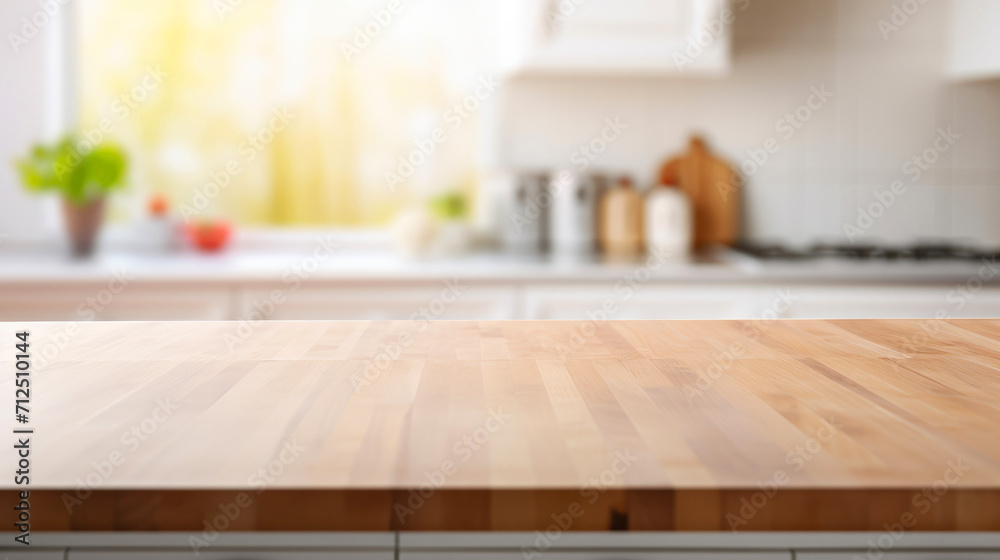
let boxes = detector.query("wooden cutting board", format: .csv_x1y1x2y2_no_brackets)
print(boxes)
659,136,740,247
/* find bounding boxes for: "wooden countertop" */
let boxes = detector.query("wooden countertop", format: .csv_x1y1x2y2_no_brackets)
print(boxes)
3,319,999,531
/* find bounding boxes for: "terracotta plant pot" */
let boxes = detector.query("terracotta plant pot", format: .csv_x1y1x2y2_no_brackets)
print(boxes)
62,197,106,257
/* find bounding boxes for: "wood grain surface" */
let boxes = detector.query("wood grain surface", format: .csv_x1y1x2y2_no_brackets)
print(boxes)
2,319,999,531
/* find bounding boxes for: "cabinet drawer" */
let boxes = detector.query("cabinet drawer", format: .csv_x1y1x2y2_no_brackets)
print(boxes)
799,554,1000,560
404,553,791,560
0,284,232,321
0,552,66,560
524,284,766,320
238,284,518,320
69,552,392,560
781,286,1000,319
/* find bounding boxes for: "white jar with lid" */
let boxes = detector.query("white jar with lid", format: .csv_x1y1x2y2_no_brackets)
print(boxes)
644,184,692,259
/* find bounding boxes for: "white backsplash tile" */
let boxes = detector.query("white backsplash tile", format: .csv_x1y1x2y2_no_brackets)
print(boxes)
953,185,1000,247
497,0,1000,246
951,83,1000,172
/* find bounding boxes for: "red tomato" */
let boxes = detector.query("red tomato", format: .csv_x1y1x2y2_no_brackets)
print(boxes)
185,220,232,252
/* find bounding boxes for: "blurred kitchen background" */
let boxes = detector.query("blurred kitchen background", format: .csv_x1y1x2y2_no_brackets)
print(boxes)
2,0,1000,323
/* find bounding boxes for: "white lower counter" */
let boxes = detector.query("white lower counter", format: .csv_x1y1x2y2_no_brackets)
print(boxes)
1,249,999,322
5,532,1000,559
3,280,1000,322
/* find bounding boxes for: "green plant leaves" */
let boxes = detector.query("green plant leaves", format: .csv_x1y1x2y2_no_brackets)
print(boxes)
14,135,128,204
428,191,467,221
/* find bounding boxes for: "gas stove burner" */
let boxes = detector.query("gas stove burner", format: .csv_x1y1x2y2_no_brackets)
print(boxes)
733,243,811,260
737,242,998,262
811,244,884,259
907,244,983,260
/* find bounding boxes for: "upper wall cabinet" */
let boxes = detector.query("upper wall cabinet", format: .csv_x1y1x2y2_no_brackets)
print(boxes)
497,0,734,76
948,0,1000,81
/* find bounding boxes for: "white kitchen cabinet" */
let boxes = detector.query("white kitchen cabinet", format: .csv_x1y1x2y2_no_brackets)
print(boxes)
799,553,1000,560
524,284,767,320
780,285,1000,319
403,553,790,560
0,552,67,560
949,0,1000,81
68,553,391,560
237,284,520,321
497,0,733,76
4,275,998,322
0,284,232,321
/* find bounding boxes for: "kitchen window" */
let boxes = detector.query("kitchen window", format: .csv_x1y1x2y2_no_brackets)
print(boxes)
78,0,497,227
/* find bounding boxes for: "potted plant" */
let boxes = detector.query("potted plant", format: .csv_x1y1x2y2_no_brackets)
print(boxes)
428,190,471,255
15,135,128,257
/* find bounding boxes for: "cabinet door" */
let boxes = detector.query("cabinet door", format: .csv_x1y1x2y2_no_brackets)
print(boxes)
238,285,519,320
499,0,731,75
69,552,392,560
780,286,1000,319
949,0,1000,80
0,552,66,560
404,553,790,560
0,285,232,321
799,553,1000,560
524,284,765,320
